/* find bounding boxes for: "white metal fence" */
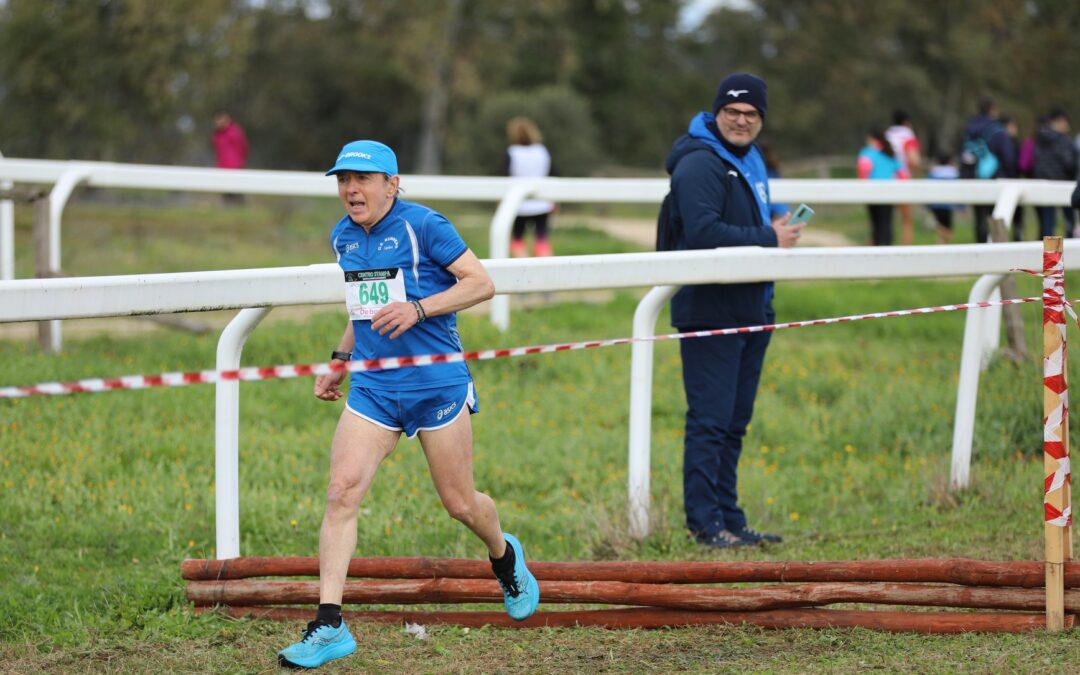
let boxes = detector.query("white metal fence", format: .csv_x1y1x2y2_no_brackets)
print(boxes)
2,158,1078,554
0,156,1075,336
0,152,14,281
2,241,1075,556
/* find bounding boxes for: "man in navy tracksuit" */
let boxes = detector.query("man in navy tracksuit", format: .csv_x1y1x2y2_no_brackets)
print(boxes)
665,73,803,549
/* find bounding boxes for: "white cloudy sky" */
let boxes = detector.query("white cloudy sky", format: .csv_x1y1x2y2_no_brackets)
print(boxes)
0,1,752,28
240,0,753,28
679,0,754,30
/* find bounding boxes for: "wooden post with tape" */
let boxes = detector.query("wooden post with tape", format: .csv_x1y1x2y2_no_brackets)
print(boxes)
1043,236,1072,632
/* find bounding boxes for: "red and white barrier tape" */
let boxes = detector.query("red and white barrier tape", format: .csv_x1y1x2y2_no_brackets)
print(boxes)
1041,251,1072,527
0,295,1044,400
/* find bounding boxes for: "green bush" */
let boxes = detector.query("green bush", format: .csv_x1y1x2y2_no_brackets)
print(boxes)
446,85,601,177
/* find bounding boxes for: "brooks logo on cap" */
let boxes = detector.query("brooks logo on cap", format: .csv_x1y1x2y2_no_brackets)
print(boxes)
326,139,399,177
727,89,749,97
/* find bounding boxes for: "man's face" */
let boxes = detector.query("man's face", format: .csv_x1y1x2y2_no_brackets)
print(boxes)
336,171,398,227
715,104,763,147
1051,116,1070,134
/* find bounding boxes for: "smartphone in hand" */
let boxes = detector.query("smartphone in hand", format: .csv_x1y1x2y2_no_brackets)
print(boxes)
788,203,814,226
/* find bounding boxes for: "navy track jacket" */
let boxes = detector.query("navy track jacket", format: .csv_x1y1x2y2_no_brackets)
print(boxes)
665,113,778,329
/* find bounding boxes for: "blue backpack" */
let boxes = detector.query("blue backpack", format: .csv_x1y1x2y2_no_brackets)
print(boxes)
961,129,1000,179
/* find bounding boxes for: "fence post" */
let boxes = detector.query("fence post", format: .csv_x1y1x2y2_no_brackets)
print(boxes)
627,285,678,538
31,195,60,353
949,273,1006,489
0,150,13,281
488,180,538,332
41,164,94,352
991,218,1027,362
1042,236,1071,632
215,306,273,560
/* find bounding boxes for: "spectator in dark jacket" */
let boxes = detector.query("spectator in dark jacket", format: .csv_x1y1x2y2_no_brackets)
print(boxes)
1034,110,1079,237
1000,116,1026,240
961,97,1014,243
663,73,803,550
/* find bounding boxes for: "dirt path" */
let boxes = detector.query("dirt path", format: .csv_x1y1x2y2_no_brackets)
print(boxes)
581,217,853,248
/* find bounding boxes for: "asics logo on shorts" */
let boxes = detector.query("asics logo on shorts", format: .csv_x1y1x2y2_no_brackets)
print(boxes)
436,402,457,420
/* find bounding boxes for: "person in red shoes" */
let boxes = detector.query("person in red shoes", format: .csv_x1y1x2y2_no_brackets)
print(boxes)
505,117,557,257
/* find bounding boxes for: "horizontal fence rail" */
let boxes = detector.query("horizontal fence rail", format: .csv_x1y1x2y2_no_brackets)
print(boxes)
0,242,1068,321
0,157,1075,205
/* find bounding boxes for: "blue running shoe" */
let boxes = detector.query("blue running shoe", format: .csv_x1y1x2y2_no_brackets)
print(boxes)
494,533,540,621
277,619,357,669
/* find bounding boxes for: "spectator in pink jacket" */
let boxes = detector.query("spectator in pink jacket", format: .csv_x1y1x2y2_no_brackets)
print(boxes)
212,111,249,169
212,111,249,205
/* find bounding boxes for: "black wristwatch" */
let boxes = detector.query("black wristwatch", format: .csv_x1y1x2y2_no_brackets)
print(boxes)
331,351,352,362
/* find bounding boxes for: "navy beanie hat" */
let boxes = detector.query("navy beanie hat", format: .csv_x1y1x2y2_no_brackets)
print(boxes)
712,73,768,119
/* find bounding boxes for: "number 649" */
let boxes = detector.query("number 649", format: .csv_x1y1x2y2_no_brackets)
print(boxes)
358,282,390,305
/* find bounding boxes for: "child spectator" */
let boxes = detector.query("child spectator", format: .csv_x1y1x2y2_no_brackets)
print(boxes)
926,152,961,244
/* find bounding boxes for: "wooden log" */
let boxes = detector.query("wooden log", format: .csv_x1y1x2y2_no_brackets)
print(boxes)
181,556,1080,588
197,605,1070,634
186,578,1080,613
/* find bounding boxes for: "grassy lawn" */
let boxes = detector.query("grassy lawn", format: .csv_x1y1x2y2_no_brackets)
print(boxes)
1,197,1076,673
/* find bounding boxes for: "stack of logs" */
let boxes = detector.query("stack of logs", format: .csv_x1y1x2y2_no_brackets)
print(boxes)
182,556,1079,633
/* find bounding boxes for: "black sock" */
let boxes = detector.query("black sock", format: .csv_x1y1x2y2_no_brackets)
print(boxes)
490,539,516,576
316,603,342,627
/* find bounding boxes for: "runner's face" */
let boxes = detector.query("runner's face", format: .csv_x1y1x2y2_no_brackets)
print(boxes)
337,171,398,228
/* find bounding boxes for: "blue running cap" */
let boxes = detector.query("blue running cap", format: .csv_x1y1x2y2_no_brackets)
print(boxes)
326,140,398,177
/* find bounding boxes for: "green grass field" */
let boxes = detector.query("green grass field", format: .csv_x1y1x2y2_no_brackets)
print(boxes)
2,197,1079,673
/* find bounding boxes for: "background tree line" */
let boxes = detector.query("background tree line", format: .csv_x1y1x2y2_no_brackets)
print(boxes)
1,0,1078,176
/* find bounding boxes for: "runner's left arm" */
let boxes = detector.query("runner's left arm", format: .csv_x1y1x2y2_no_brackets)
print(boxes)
369,249,495,339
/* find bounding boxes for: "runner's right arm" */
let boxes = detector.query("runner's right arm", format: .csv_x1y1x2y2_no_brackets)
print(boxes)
315,321,355,401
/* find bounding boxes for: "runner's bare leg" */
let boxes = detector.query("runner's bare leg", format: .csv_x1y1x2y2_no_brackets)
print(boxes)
319,412,400,604
419,412,507,558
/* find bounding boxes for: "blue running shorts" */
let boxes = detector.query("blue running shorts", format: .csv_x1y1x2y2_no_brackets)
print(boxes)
345,382,478,438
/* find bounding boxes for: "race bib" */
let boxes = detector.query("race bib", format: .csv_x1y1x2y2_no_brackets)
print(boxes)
344,268,407,320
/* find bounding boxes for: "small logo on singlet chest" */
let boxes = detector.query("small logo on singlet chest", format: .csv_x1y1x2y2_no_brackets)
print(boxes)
377,236,400,251
344,241,359,254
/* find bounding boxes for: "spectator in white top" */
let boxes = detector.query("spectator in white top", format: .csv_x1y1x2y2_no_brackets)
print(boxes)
884,110,923,245
505,117,557,257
